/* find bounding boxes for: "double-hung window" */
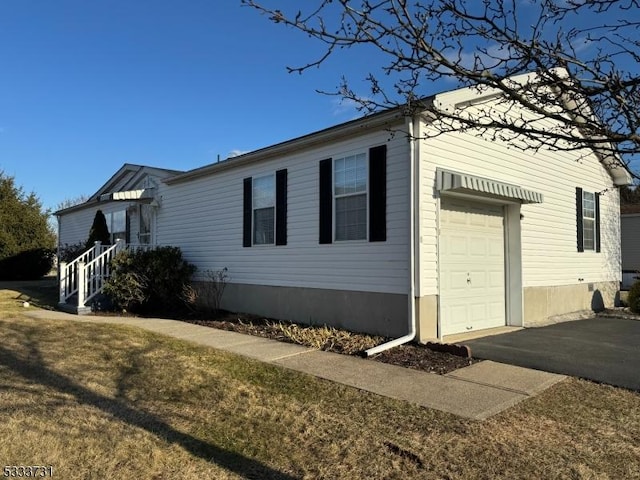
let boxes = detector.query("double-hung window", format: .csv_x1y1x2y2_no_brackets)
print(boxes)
582,191,596,251
104,210,127,243
576,187,600,252
319,144,387,244
334,153,367,241
252,174,275,245
243,169,287,247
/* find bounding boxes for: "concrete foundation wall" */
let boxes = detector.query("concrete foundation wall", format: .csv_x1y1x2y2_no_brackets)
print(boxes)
416,295,438,343
523,281,618,326
195,281,409,338
192,280,619,339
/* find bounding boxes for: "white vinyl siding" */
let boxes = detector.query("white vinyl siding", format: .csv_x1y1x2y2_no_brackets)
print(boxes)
417,106,621,297
334,153,367,241
157,127,410,294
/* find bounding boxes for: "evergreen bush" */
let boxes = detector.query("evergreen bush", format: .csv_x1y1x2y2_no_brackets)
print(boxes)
104,246,196,313
0,248,55,280
86,210,111,248
0,172,56,280
628,280,640,314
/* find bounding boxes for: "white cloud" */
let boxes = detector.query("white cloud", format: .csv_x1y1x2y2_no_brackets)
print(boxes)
331,96,372,119
228,149,250,158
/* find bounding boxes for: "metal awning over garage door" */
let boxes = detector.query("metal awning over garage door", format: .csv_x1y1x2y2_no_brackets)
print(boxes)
436,169,543,204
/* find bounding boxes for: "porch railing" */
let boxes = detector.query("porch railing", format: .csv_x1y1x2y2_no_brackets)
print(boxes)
59,240,125,308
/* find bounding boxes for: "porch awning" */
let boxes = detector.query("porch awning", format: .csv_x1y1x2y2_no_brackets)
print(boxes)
99,188,155,202
436,169,543,204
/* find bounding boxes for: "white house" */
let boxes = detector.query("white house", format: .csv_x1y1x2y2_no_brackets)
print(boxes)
56,81,632,343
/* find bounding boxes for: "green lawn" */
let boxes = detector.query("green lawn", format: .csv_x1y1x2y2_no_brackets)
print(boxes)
1,288,639,479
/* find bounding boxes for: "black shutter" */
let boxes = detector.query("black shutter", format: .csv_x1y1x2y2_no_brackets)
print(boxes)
275,169,287,246
576,187,584,252
319,159,333,244
125,209,131,244
595,192,601,253
243,177,252,247
369,145,387,242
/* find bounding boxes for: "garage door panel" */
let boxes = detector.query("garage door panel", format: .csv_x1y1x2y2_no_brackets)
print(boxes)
440,199,506,336
470,305,488,322
449,271,470,290
489,271,504,287
488,241,504,256
470,239,487,256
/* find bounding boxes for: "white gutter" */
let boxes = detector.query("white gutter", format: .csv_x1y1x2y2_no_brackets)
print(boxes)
365,115,417,357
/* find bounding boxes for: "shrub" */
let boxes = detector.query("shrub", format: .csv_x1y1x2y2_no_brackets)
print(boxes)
628,280,640,314
85,210,110,248
0,172,56,276
58,242,89,263
184,268,229,314
0,248,55,280
104,246,196,313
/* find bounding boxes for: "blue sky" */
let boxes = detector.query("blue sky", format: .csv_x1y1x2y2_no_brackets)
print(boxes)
0,1,637,215
0,1,387,212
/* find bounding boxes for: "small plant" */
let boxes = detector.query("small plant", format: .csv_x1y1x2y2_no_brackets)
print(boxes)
188,268,230,314
58,242,88,263
628,280,640,314
205,268,229,313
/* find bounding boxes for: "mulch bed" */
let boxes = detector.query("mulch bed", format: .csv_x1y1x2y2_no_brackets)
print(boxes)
183,312,478,375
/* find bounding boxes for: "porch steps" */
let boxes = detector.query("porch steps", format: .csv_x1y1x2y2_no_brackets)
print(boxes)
58,240,124,315
58,292,92,314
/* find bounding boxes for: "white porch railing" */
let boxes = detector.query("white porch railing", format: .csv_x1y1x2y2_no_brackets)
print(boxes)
59,240,126,309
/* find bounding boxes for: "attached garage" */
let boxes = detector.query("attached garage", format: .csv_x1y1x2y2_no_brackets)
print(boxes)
439,198,506,335
434,168,545,338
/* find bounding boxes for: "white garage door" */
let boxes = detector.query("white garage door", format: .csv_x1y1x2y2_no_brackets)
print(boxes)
440,198,506,335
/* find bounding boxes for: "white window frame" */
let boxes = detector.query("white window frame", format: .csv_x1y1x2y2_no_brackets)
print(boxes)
582,190,596,251
138,204,153,245
104,210,127,244
252,173,276,246
333,152,368,242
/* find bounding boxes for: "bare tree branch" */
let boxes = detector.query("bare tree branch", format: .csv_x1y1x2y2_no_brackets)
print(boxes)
243,0,640,177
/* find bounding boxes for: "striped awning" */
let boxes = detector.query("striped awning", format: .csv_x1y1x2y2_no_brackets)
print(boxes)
99,188,155,202
436,169,543,204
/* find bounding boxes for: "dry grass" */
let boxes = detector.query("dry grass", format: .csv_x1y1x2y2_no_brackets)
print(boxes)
274,321,383,354
1,288,639,479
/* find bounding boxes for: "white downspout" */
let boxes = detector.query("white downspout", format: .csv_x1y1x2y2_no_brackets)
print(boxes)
365,115,417,357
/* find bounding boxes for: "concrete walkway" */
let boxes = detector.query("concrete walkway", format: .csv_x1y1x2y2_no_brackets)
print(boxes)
23,309,565,420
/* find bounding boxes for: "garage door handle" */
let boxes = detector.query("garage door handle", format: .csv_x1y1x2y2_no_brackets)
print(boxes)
467,274,471,285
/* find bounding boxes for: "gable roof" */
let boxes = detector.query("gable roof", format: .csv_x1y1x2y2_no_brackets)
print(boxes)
431,70,633,186
55,164,184,215
88,164,183,201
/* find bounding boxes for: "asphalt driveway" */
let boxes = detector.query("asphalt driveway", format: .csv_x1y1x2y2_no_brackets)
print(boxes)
465,316,640,391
